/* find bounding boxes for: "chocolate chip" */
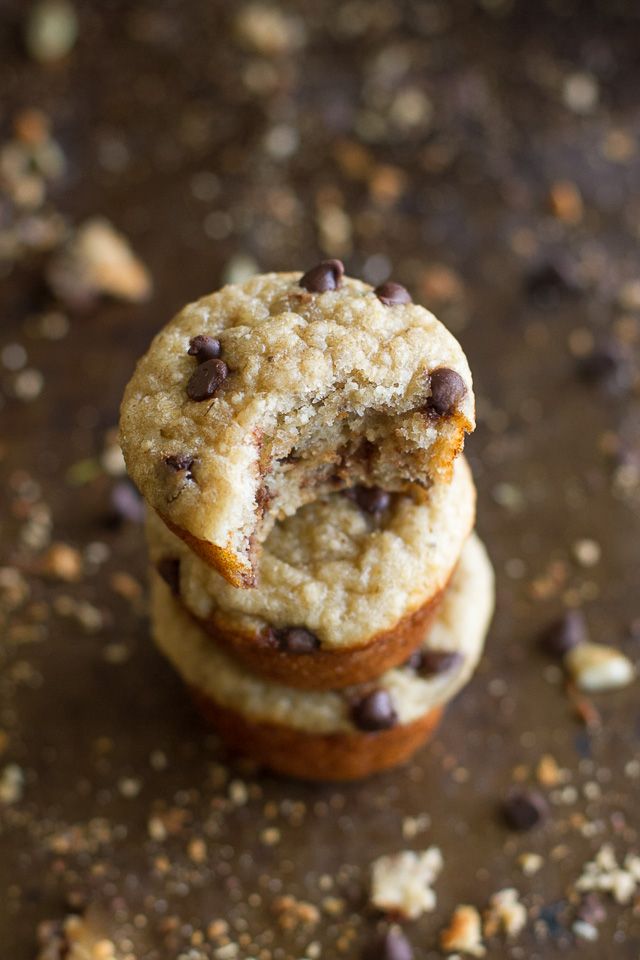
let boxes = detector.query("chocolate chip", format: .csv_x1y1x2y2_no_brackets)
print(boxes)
186,358,229,402
299,259,344,292
346,485,391,515
108,481,145,524
405,649,423,670
503,788,549,831
271,626,320,654
411,650,463,675
165,454,195,475
577,893,606,926
525,258,583,308
541,610,587,657
375,281,412,306
362,930,413,960
425,368,466,417
350,689,398,732
188,334,221,363
156,558,180,595
577,340,632,396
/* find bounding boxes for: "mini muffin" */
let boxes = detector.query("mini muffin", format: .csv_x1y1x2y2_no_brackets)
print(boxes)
147,456,476,689
149,533,494,781
120,263,475,588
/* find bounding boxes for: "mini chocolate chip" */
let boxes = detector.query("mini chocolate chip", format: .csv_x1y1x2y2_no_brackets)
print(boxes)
188,334,221,363
577,340,632,396
425,367,466,417
503,788,549,831
375,281,412,306
412,650,463,676
108,481,145,524
165,454,195,476
347,485,391,515
272,626,320,654
541,610,588,657
156,557,180,595
299,259,344,292
350,689,398,732
525,258,583,308
186,358,229,402
362,930,413,960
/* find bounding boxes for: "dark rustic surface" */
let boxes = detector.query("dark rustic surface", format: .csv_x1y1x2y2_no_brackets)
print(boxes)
1,1,640,957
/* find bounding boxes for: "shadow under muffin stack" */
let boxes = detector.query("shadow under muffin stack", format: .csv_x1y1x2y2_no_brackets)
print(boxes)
120,260,494,780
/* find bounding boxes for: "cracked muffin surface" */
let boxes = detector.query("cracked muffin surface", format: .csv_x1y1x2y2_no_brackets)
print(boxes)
120,268,474,588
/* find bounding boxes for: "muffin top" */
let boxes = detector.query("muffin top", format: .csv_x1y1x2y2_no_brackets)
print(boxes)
120,264,475,586
150,532,494,734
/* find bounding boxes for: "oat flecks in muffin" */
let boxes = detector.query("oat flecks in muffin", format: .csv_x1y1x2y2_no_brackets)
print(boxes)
119,269,475,587
370,847,443,920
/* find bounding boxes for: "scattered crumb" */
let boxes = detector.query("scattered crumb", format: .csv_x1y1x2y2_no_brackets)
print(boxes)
370,847,443,920
549,180,583,224
440,905,486,956
41,542,83,581
483,888,527,939
273,895,320,931
37,915,120,960
575,844,640,904
0,763,24,805
572,538,601,567
47,217,152,307
402,813,431,839
228,779,249,806
260,826,281,846
26,0,79,63
536,754,562,787
234,4,305,56
565,642,635,691
572,919,599,941
519,852,544,876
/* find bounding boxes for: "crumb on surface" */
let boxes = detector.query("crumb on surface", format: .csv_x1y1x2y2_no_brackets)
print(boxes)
370,847,443,920
440,905,485,956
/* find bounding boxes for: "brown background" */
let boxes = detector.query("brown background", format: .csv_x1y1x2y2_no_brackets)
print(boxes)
1,1,639,957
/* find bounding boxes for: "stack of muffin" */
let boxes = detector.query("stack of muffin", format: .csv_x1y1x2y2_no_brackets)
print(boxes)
120,260,494,780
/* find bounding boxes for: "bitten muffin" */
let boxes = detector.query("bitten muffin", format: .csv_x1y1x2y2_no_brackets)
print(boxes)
149,533,494,781
147,456,476,689
120,263,475,588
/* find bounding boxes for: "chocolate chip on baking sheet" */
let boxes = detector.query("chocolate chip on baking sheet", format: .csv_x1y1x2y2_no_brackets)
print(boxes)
577,339,632,396
156,557,180,595
375,281,412,306
577,893,606,926
350,689,398,731
425,367,466,417
362,930,413,960
503,787,549,830
541,609,587,657
525,258,584,308
299,258,344,292
346,485,391,515
186,358,229,401
412,650,464,675
270,626,320,654
188,334,221,363
164,454,195,477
